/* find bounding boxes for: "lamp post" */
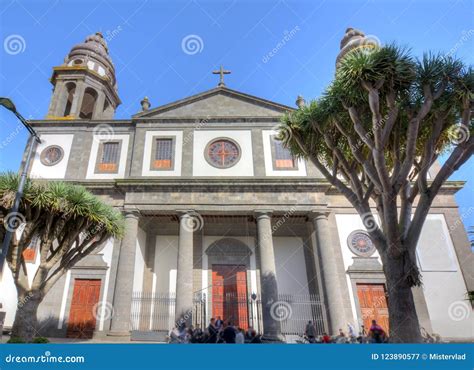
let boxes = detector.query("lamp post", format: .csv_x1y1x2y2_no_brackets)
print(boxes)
0,97,41,283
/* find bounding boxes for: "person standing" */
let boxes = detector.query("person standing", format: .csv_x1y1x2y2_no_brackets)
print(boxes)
249,330,262,343
215,316,223,330
222,322,236,343
305,321,317,343
235,328,245,344
369,320,386,343
206,318,218,343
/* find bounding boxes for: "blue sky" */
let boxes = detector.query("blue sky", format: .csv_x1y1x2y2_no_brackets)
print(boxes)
0,0,473,231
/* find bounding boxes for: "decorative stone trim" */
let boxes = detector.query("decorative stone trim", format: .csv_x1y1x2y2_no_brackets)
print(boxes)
347,230,376,257
149,135,176,171
40,145,64,166
204,137,242,169
206,238,252,257
94,139,122,174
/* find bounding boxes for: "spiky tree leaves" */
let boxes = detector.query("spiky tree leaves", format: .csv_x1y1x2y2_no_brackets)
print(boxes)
0,173,124,341
280,45,473,342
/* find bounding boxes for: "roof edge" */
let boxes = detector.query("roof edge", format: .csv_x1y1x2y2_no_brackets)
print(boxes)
133,86,295,118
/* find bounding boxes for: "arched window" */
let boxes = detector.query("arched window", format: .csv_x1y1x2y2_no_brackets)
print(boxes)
63,82,76,116
79,87,98,119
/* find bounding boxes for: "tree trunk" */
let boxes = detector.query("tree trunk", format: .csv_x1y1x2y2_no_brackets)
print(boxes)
11,291,42,342
382,249,423,343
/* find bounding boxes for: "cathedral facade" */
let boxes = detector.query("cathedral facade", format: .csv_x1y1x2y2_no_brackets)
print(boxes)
1,31,472,342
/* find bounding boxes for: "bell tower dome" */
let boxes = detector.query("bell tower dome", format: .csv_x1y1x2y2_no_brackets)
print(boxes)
47,32,121,119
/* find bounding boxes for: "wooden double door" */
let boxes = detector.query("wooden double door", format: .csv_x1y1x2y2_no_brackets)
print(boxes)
212,264,249,329
67,279,102,339
356,283,389,334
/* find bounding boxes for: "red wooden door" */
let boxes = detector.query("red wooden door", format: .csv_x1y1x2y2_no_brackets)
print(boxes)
212,265,248,329
356,283,389,334
67,279,102,339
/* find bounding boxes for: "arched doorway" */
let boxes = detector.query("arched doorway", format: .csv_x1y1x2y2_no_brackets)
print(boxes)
206,238,253,329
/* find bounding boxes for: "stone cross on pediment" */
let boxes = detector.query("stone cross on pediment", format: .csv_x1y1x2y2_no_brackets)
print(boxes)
212,65,231,87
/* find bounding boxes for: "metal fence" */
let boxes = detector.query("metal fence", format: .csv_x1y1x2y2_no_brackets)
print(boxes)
131,291,176,331
277,293,326,335
130,291,325,336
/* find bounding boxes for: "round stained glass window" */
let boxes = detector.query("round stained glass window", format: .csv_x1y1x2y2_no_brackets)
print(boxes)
40,145,64,166
347,230,376,257
205,138,241,169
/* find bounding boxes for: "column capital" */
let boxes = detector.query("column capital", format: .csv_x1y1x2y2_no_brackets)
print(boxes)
176,210,198,219
123,209,140,219
254,209,273,220
307,209,330,220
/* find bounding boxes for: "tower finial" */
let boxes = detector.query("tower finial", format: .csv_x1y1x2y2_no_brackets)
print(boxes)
46,32,121,119
296,95,305,108
140,96,150,111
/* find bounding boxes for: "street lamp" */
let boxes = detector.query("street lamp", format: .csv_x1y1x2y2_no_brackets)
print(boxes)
0,97,41,282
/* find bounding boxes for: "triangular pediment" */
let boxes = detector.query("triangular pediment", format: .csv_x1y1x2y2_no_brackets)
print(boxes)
133,86,294,119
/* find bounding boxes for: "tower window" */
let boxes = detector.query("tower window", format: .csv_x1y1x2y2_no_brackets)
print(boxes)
96,141,121,173
271,135,297,170
151,138,174,170
80,87,98,119
63,82,76,117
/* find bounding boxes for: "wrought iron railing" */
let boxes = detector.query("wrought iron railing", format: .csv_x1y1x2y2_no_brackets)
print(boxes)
130,291,176,331
130,291,325,336
276,293,326,335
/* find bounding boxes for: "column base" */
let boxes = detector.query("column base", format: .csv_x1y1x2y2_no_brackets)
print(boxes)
107,331,131,339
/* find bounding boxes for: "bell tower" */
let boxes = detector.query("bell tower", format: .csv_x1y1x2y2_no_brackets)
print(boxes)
47,32,121,119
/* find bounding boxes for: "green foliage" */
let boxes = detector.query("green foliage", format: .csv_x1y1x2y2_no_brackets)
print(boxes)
6,337,26,343
467,291,474,304
5,336,50,343
32,337,50,343
337,43,415,95
280,44,473,175
0,173,124,238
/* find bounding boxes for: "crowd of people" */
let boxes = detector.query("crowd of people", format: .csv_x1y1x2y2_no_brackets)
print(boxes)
168,317,389,344
303,319,388,344
168,316,263,344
